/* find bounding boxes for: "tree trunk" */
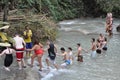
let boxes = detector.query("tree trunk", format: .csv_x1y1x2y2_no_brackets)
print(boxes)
3,0,9,22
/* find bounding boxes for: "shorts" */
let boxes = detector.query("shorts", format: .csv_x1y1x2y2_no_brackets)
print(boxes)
103,47,107,51
91,51,96,58
61,60,71,67
65,60,71,65
16,48,24,61
96,49,101,54
47,57,56,64
77,55,83,61
26,42,32,49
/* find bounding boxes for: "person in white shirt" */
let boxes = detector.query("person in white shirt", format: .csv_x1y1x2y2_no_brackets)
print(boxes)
13,34,26,70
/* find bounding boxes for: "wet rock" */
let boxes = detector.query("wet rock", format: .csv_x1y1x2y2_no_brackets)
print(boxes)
0,57,40,80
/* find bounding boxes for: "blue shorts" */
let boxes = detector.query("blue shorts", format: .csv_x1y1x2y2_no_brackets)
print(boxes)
26,42,33,49
65,60,71,65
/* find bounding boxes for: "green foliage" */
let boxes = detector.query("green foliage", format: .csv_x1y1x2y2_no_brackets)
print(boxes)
1,0,120,20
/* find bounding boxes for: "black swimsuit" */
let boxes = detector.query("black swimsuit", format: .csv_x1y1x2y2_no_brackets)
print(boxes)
48,43,56,60
4,54,13,67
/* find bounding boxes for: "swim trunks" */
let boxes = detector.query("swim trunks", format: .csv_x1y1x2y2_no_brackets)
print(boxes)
16,48,24,61
34,49,44,55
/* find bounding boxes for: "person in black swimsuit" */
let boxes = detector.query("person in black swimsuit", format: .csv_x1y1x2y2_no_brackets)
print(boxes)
0,45,15,71
46,40,58,69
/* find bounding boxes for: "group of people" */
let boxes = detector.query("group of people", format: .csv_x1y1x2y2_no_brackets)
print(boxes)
105,12,113,36
90,34,108,58
0,12,111,72
0,26,33,71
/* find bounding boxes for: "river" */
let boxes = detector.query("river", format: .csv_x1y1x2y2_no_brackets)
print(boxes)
41,18,120,80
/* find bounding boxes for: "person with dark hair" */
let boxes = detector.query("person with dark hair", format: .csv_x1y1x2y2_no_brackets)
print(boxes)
77,43,87,62
46,40,58,69
58,47,71,68
96,39,102,54
0,45,15,71
23,26,33,58
68,47,73,64
13,34,26,70
102,37,108,51
27,40,44,71
88,38,97,58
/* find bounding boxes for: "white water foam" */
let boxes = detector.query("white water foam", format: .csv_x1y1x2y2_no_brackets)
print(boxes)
59,21,75,25
41,68,75,80
27,59,75,80
79,22,86,24
60,27,72,31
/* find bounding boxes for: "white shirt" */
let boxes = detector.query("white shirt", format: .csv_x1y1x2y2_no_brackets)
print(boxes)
13,36,25,49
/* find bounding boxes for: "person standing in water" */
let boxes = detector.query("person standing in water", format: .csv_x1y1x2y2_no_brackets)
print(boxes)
98,34,105,46
27,40,44,71
46,40,58,69
88,38,97,58
23,26,33,58
102,37,108,51
57,47,70,68
13,34,26,70
77,43,87,62
0,45,15,71
68,47,73,64
96,39,102,54
106,13,113,36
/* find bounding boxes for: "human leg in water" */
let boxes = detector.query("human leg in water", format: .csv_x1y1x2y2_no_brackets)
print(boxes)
37,54,43,71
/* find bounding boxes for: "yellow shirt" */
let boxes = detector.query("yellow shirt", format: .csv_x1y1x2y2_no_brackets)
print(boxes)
23,30,32,43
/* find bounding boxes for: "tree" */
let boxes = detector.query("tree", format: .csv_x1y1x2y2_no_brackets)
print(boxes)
3,0,9,22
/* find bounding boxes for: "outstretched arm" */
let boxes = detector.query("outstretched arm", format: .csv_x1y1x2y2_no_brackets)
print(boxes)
0,50,6,56
27,45,36,51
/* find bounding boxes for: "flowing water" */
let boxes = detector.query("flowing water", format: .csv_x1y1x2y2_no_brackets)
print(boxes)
39,18,120,80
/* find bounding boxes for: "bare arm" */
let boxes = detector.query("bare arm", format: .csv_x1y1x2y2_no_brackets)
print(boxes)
27,45,36,51
57,52,66,56
0,50,6,56
22,39,26,48
39,43,43,48
54,44,57,53
82,48,87,53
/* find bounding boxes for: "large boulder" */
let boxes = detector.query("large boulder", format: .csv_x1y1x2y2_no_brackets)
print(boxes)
116,25,120,32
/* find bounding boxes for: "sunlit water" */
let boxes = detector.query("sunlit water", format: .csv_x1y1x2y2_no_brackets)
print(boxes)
38,18,120,80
